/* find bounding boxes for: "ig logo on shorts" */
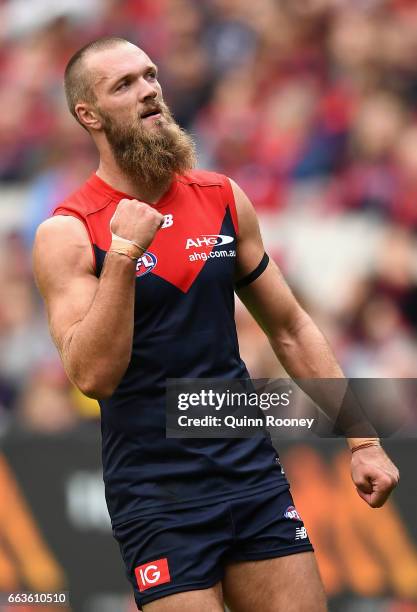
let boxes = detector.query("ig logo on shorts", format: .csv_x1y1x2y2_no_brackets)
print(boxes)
136,252,157,277
135,558,171,592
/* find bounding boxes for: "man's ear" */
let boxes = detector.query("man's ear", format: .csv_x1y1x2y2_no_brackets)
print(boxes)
75,103,102,131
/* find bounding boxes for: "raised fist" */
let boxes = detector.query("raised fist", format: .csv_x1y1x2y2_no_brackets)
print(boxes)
351,445,399,508
110,198,164,252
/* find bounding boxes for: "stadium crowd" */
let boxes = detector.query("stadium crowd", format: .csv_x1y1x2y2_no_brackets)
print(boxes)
0,0,417,432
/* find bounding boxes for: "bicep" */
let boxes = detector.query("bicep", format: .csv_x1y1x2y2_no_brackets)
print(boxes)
231,179,304,336
231,179,265,282
33,216,99,352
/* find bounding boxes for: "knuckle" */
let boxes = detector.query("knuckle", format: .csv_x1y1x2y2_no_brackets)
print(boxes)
118,198,131,207
383,476,394,489
355,475,367,486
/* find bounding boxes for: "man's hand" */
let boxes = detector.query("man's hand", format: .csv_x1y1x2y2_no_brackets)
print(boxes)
110,198,164,251
351,445,399,508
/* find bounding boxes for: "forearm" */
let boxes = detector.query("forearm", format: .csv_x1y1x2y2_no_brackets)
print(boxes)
61,252,136,398
269,310,343,379
269,310,378,445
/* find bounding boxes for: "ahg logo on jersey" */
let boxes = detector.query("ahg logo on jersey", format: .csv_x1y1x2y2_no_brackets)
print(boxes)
185,235,234,249
135,558,171,592
136,252,157,277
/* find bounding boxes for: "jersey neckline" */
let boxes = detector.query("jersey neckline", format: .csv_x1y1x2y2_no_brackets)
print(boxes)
87,172,179,210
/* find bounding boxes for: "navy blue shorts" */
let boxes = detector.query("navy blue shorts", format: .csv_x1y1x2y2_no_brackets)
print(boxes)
112,485,314,609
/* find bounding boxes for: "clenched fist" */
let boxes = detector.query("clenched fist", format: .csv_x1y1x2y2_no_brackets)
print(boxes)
351,444,399,508
110,198,164,253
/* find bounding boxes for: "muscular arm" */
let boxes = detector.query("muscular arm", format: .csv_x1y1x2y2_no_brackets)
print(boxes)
33,198,163,399
233,182,349,430
231,180,399,507
232,180,343,381
34,216,137,399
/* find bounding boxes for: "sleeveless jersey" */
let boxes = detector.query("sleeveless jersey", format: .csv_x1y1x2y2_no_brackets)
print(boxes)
53,170,287,526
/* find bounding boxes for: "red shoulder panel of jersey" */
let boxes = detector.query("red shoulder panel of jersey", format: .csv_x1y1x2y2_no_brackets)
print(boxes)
52,178,114,271
148,172,236,292
52,177,114,219
51,170,238,292
177,170,223,186
178,170,238,235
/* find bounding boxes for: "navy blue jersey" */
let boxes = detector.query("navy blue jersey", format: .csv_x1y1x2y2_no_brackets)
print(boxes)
53,170,287,525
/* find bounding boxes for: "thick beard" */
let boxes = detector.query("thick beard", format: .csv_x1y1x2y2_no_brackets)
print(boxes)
99,103,196,189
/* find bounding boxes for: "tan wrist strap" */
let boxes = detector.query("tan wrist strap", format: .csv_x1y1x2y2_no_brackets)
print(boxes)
109,234,146,260
109,247,139,261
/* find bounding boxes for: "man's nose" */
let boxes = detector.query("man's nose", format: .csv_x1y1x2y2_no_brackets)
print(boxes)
139,77,158,102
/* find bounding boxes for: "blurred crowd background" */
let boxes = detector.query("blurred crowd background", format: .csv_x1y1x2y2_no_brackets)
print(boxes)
0,2,417,611
0,0,417,434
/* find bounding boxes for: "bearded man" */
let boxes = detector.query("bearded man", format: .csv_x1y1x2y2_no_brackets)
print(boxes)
33,37,398,612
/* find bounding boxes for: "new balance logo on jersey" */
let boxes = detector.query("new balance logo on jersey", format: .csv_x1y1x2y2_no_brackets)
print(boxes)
136,252,157,277
161,214,174,228
185,235,234,249
135,558,171,592
295,527,308,540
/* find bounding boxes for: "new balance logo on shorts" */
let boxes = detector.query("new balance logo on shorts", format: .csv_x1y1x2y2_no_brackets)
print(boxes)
295,527,308,540
135,558,171,592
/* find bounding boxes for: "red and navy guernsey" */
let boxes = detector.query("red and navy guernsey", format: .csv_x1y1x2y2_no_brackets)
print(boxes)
53,170,288,526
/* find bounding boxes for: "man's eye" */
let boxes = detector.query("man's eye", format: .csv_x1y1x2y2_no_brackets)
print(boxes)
116,81,129,91
148,72,157,80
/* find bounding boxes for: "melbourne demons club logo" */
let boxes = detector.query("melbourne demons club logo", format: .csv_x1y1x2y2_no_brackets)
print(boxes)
135,558,171,592
136,252,157,277
284,505,302,521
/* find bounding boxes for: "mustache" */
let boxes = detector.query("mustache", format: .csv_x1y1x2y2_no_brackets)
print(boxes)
139,102,174,122
140,105,161,118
